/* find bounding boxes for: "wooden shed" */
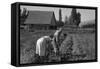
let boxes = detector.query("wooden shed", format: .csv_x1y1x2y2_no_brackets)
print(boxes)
21,11,57,30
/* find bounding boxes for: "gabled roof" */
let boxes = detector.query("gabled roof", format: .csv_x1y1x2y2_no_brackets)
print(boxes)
24,11,56,25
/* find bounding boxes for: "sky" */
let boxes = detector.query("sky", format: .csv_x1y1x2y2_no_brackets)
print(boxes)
20,5,95,23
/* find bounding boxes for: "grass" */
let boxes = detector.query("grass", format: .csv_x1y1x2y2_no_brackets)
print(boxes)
20,29,95,64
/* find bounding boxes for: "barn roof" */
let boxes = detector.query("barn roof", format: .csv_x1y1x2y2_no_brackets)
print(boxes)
24,11,56,25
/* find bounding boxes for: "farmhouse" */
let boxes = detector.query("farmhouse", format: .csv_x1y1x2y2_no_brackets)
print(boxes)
21,11,57,30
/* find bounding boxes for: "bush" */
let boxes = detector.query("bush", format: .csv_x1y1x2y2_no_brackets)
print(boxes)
59,35,73,61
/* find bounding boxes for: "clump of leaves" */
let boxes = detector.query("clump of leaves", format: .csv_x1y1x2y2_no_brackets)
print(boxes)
59,35,73,61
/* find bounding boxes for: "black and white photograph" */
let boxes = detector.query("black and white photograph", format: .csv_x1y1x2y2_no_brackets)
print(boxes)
19,4,97,65
0,0,100,68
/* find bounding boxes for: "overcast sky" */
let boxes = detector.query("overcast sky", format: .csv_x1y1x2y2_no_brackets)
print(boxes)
20,6,95,23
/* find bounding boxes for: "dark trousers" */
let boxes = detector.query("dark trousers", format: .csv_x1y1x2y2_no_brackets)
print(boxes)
34,54,48,63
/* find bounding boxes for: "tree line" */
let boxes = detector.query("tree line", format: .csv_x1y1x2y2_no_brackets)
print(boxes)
65,8,81,26
20,8,81,27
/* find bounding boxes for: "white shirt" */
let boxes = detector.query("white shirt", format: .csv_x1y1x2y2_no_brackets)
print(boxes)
54,28,62,42
36,36,51,56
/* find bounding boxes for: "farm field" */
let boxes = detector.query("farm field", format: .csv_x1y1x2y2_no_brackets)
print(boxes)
20,29,96,64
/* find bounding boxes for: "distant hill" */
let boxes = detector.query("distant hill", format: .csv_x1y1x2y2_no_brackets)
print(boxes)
79,20,95,28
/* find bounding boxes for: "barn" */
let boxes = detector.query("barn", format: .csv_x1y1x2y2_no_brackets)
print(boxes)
20,11,57,30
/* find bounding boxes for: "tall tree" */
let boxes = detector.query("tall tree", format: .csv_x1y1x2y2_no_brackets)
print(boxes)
65,16,68,24
57,9,64,27
59,9,62,23
20,8,29,25
76,12,81,26
70,8,77,25
69,8,81,26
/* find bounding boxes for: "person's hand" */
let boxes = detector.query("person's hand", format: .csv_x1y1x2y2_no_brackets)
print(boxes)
53,48,57,54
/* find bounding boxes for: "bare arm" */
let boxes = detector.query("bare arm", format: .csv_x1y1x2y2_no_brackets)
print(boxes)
52,38,57,53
